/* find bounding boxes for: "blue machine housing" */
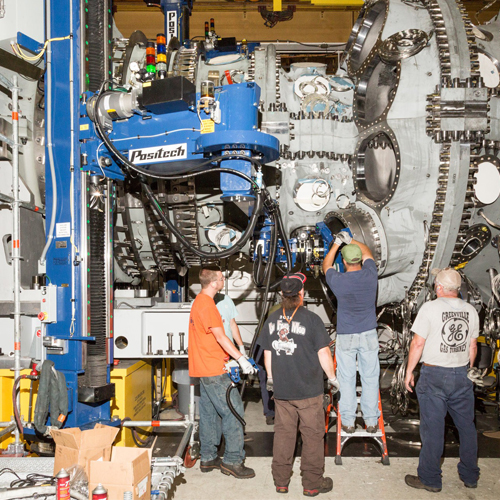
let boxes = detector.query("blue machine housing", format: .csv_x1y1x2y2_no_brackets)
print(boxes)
86,82,279,198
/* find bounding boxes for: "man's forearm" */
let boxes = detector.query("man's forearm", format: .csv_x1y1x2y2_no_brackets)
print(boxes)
264,350,272,379
322,244,340,274
231,320,244,347
406,336,425,375
215,332,243,360
318,346,335,379
469,339,477,366
351,239,373,260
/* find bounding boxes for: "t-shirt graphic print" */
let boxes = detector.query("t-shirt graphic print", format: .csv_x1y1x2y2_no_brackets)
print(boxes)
270,319,298,356
440,311,470,354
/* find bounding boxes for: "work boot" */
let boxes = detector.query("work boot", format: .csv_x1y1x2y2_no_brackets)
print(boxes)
220,461,255,479
303,477,333,497
460,477,478,488
275,483,289,494
341,425,355,434
366,425,378,434
405,475,441,493
200,456,221,473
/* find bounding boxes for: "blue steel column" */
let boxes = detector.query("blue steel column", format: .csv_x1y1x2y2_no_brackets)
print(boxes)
44,0,110,428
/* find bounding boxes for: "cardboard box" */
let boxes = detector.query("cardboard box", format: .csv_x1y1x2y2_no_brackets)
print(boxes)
51,423,119,478
89,447,151,500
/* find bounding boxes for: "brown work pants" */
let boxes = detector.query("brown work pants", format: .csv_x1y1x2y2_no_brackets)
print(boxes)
272,394,325,490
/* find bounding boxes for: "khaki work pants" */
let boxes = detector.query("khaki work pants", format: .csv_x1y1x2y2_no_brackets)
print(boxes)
272,394,325,490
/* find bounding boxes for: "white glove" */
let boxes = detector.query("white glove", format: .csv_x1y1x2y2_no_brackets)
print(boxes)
238,356,257,375
335,231,352,245
328,377,340,395
238,345,247,357
467,367,484,386
266,378,274,392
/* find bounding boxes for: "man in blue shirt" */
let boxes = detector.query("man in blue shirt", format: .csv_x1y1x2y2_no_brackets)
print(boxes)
322,234,379,433
215,292,246,356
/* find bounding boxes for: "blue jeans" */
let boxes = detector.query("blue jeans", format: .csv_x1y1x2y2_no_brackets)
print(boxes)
255,345,275,417
336,329,380,427
199,374,245,465
416,364,480,489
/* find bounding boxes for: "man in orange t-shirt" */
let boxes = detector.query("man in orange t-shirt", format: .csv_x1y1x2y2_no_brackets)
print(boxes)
189,266,257,479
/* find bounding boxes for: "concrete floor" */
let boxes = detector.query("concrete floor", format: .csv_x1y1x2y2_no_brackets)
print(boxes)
164,395,500,500
169,457,500,500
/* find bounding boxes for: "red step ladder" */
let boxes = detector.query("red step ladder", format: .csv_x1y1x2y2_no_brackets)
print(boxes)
326,353,390,466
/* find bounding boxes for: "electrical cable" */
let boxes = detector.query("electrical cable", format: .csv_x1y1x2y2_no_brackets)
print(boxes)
0,486,87,500
39,1,58,266
11,35,71,62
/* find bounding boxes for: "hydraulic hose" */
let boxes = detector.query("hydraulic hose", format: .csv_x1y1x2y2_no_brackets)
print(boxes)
248,211,279,360
143,182,264,260
12,375,39,435
122,417,155,448
12,376,25,435
253,216,278,288
276,207,292,273
226,384,246,427
252,245,264,287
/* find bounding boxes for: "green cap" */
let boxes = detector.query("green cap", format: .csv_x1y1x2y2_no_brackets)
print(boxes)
341,244,362,264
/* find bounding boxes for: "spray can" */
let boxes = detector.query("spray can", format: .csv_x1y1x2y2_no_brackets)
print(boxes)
92,484,108,500
55,469,70,500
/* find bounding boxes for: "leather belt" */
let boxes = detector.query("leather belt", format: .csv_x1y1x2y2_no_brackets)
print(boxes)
423,363,436,367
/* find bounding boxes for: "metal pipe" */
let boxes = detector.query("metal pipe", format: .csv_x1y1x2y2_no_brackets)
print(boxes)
0,423,17,439
189,383,196,447
11,75,20,447
189,384,195,424
174,422,194,458
122,420,189,428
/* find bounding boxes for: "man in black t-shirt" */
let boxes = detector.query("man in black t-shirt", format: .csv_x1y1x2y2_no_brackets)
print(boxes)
259,273,338,497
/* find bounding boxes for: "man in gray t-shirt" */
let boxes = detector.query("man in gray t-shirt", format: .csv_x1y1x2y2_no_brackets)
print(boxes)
404,268,479,493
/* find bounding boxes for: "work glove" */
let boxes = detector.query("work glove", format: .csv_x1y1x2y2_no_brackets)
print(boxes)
467,367,484,386
238,355,258,375
334,231,352,246
266,378,274,392
239,345,247,357
328,377,340,395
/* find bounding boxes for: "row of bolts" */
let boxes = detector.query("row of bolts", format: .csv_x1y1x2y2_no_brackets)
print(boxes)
147,332,185,356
